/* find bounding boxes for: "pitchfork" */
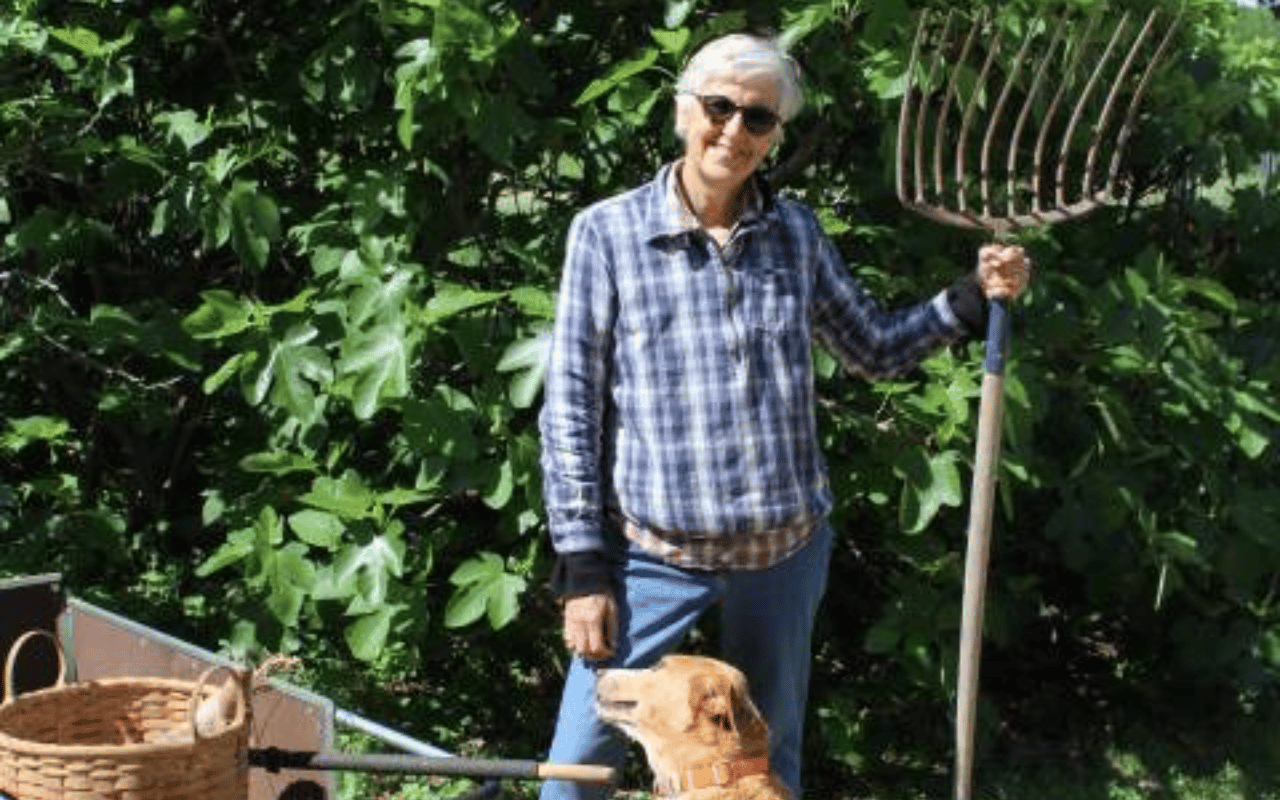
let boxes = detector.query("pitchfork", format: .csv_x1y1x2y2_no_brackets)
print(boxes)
893,7,1179,800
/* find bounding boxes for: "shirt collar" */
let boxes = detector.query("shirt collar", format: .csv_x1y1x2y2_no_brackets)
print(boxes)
647,161,774,243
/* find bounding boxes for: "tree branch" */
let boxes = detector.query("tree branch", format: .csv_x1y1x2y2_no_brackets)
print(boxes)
767,117,830,188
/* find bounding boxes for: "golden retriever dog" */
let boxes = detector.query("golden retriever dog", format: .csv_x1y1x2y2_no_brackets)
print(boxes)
595,655,793,800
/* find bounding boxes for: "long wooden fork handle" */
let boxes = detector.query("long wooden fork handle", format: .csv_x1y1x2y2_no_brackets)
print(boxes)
535,763,617,784
954,298,1009,800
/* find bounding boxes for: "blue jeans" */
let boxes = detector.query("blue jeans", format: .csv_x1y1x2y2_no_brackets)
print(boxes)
539,521,834,800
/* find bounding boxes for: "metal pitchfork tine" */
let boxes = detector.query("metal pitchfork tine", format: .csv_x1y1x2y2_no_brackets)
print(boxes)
894,7,1180,800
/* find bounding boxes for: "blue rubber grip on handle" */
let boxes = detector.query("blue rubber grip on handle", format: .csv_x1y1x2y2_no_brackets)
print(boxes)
984,298,1009,375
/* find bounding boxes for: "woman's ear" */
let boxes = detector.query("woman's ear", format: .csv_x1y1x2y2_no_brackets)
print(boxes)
673,94,694,142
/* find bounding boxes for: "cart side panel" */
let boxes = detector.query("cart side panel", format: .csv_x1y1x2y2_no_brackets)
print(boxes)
0,574,64,697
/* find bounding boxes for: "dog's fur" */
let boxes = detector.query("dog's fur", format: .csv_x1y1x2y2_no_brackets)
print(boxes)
595,655,793,800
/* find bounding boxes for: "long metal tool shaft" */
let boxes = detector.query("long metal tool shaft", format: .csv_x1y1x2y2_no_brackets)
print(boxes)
249,747,617,784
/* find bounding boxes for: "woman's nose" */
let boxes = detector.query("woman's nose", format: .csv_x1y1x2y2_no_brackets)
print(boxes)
721,110,747,137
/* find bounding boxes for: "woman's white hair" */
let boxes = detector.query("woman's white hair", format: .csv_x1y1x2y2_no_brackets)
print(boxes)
673,33,804,146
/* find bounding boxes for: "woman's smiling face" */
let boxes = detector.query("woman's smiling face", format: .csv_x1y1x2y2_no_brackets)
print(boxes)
679,74,779,195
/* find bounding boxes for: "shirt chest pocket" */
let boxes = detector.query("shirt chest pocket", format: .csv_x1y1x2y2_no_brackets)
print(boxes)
743,266,805,334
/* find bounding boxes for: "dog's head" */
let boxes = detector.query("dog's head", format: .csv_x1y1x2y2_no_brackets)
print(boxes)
596,655,770,776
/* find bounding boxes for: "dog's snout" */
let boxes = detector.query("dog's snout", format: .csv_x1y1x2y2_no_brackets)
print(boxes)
595,669,616,702
594,670,640,715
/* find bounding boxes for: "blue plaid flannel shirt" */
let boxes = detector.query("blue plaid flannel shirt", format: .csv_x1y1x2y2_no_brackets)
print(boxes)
540,161,967,566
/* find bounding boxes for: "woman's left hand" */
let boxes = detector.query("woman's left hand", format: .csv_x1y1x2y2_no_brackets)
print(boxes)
977,243,1032,301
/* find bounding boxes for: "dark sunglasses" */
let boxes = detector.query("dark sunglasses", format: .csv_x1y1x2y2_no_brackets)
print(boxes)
688,93,781,136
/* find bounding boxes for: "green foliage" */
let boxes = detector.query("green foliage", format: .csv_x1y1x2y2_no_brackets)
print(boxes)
2,0,1280,795
445,551,529,629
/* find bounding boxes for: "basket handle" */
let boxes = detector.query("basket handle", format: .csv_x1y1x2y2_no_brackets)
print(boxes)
189,664,248,740
3,629,68,706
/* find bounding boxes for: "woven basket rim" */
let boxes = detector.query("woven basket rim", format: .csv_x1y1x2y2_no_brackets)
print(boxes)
0,675,248,759
4,675,213,695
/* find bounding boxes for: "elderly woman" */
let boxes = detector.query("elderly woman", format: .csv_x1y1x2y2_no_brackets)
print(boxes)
538,32,1030,800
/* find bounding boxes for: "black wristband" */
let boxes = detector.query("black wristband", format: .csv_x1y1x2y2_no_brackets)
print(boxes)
549,550,613,597
946,272,987,336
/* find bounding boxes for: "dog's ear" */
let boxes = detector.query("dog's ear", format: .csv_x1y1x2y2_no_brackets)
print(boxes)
728,683,769,750
689,673,736,743
689,672,770,750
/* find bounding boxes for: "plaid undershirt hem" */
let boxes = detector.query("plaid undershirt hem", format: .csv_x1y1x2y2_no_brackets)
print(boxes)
618,514,818,572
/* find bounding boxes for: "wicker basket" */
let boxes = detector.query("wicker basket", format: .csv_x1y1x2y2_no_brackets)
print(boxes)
0,630,249,800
